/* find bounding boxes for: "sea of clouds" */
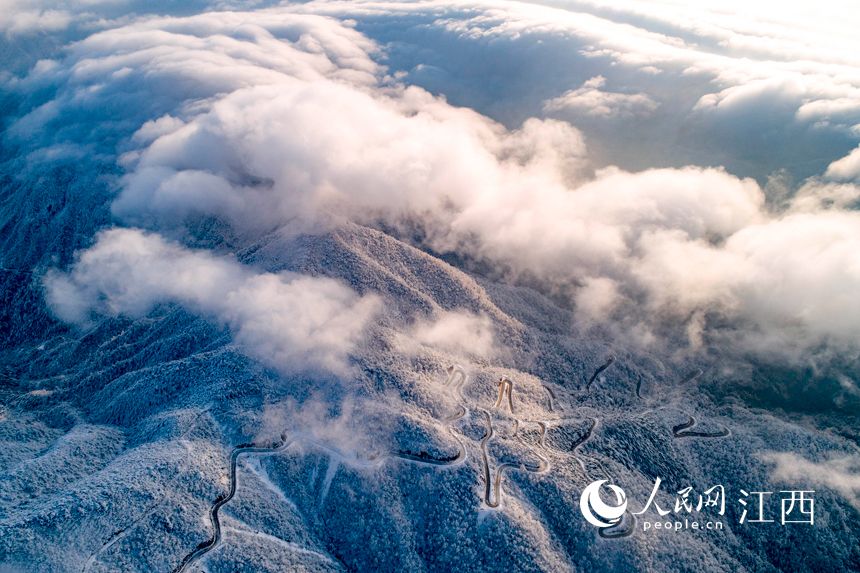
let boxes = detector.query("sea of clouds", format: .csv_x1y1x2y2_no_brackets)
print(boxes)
3,0,860,375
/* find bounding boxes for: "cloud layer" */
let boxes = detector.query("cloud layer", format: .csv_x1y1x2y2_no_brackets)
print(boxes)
762,452,860,511
402,310,498,360
827,146,860,181
544,76,658,118
6,1,860,369
45,229,380,377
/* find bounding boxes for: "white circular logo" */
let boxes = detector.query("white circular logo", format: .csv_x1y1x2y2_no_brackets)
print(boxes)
580,479,627,527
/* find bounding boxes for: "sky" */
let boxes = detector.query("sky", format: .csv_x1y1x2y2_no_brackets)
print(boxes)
2,0,860,377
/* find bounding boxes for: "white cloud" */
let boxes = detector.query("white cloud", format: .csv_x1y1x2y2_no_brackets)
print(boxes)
424,0,860,91
544,76,658,118
4,9,381,155
826,145,860,180
1,10,71,37
632,210,860,357
254,0,860,187
789,179,860,212
761,452,860,510
0,1,72,36
44,229,380,377
11,1,860,365
403,310,498,359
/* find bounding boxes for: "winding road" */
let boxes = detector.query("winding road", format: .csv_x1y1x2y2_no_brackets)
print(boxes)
478,409,520,509
172,434,291,573
445,365,468,402
173,367,474,571
392,448,464,465
478,410,550,508
542,384,557,412
598,512,636,539
569,417,601,476
171,359,706,562
587,356,616,389
671,416,730,439
494,377,515,414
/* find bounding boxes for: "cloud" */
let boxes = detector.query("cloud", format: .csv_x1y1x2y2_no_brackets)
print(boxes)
44,228,380,377
255,398,378,461
109,41,860,361
113,81,562,234
761,452,860,511
574,277,621,324
788,179,860,212
4,9,381,162
8,1,860,368
311,0,859,179
826,145,860,180
0,2,72,36
544,76,658,118
402,310,498,360
631,210,860,357
423,0,860,98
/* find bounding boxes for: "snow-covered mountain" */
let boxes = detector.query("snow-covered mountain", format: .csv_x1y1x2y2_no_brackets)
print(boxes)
1,2,859,572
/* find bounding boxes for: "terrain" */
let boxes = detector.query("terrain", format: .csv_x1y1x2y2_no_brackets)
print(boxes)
2,213,858,572
1,2,860,572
